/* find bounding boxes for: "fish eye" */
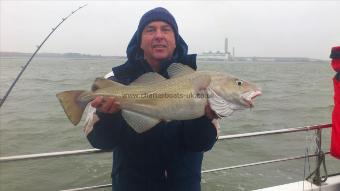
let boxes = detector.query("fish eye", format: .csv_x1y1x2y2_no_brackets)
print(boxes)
236,80,243,86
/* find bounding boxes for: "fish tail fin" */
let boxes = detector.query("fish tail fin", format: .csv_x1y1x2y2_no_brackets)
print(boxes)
56,90,92,125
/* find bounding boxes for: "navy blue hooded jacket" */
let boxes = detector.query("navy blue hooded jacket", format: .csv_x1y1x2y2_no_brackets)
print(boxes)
87,8,217,191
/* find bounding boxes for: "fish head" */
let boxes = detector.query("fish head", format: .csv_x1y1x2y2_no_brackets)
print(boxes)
207,73,262,117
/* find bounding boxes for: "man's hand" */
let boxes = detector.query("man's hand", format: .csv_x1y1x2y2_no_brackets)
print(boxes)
83,96,119,134
91,96,121,113
205,104,220,138
204,104,219,120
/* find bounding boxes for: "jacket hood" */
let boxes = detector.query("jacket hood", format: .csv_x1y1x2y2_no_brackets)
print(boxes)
112,7,197,83
112,32,196,84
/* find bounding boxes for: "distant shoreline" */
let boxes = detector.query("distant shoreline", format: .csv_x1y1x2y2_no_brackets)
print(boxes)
0,51,328,63
0,51,125,59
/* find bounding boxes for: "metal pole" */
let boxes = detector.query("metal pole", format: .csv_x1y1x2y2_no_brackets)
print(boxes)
202,152,330,173
60,184,112,191
0,4,87,108
0,124,332,191
218,123,331,140
59,152,331,191
0,124,332,163
0,149,103,162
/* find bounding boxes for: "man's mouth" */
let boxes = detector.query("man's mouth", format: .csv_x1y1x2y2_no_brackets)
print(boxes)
152,44,167,48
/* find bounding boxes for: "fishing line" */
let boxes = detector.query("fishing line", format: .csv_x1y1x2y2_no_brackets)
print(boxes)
0,4,87,108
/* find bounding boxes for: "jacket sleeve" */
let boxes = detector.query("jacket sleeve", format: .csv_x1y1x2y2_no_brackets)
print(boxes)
180,116,217,152
86,111,126,150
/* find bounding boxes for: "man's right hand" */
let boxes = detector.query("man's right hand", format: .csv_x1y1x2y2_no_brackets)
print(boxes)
91,96,121,113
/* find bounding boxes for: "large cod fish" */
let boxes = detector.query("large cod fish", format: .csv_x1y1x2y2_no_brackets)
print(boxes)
57,63,261,133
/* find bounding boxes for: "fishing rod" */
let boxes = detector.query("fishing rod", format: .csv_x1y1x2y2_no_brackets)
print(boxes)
0,4,88,108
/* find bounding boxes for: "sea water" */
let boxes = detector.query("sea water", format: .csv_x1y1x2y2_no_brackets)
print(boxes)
0,56,339,191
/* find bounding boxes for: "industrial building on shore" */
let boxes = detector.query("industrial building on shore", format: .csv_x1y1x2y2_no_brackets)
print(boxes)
198,38,324,62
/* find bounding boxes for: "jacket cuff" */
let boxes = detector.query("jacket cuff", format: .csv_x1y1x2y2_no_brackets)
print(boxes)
181,115,217,152
86,111,124,150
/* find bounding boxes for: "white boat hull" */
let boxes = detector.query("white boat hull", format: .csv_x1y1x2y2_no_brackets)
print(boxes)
254,174,340,191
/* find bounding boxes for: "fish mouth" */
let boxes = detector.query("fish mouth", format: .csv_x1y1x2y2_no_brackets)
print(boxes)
241,90,262,108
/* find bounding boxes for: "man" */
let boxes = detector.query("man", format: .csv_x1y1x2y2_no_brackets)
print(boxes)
85,7,218,191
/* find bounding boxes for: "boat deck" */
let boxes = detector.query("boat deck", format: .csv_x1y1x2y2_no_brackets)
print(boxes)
254,174,340,191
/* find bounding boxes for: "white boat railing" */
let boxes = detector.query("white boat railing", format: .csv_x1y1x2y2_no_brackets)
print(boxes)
0,123,332,191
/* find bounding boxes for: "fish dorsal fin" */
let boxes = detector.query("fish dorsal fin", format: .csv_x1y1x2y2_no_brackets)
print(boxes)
167,63,195,78
130,72,167,86
121,110,160,133
91,78,124,91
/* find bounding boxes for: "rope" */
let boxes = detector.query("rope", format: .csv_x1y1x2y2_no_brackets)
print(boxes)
303,147,310,190
305,151,328,184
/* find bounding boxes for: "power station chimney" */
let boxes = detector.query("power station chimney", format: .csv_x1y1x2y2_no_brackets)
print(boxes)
225,38,228,54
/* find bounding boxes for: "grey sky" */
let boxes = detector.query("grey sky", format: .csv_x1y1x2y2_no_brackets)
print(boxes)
1,1,339,59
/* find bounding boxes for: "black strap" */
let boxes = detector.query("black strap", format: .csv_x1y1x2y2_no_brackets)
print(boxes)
330,50,340,59
335,72,340,81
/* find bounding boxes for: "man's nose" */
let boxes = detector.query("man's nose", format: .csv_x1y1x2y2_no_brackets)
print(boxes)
154,29,165,40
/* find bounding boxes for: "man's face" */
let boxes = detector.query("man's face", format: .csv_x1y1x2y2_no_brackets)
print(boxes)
140,21,176,64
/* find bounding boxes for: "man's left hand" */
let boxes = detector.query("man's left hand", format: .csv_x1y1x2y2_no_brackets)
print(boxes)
205,104,219,120
205,105,220,138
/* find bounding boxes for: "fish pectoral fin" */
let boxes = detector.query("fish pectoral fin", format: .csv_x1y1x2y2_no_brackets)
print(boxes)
167,63,195,78
121,110,160,133
130,73,167,86
92,78,124,91
208,97,234,117
207,88,237,117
